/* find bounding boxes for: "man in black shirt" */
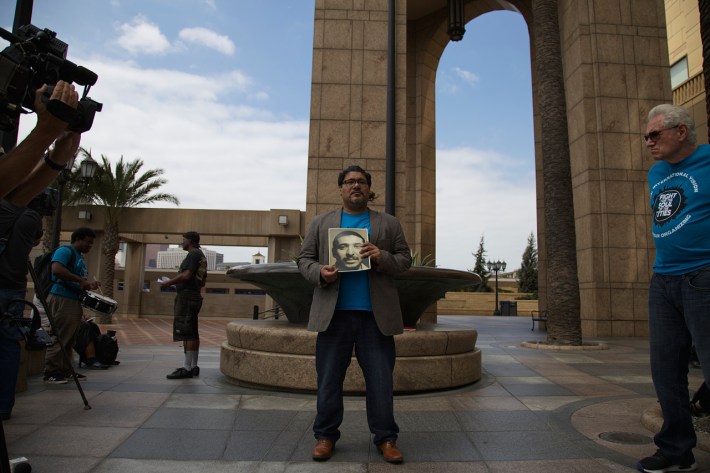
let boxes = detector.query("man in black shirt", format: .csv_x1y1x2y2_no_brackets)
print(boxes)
160,231,207,379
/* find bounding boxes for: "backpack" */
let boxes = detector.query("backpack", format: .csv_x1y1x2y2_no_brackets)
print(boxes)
73,321,119,365
95,332,119,365
32,246,76,299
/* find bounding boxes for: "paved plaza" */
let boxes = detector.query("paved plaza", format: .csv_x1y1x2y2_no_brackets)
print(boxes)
3,315,710,472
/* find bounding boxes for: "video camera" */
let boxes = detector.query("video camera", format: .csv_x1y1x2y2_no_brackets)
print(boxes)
0,24,102,133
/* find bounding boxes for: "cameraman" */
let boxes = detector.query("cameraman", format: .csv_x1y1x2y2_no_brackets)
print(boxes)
0,80,82,421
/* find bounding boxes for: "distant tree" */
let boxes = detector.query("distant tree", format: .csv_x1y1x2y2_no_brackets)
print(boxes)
469,235,490,292
518,232,538,294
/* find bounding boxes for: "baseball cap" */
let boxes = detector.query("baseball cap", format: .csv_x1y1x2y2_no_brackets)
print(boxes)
183,231,200,245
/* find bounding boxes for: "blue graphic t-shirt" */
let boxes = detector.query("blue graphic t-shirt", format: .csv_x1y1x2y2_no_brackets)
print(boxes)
50,245,87,300
649,144,710,275
335,211,372,311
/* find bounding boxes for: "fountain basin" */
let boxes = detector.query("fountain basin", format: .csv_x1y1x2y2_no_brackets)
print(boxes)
226,262,481,327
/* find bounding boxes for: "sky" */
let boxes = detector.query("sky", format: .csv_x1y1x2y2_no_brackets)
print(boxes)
1,0,536,272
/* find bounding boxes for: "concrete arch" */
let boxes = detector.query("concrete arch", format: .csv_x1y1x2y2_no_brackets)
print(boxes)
306,0,670,336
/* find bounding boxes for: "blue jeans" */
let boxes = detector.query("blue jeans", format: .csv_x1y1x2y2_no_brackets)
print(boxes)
313,310,398,446
0,287,27,414
648,268,710,463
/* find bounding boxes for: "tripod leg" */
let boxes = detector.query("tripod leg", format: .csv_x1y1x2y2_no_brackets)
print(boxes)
26,261,91,410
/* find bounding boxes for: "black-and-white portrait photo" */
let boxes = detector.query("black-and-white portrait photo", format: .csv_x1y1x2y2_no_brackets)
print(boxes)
328,228,371,272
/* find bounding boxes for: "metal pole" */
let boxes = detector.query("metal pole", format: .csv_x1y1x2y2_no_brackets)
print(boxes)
0,0,34,153
493,270,501,315
385,0,396,215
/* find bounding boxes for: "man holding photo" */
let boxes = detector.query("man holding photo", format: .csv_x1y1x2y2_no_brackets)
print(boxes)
297,164,411,463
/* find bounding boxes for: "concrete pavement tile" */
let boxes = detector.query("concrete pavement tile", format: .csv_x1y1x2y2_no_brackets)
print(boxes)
239,394,315,410
92,459,268,473
164,392,241,409
143,406,236,429
368,462,488,472
449,395,528,411
223,429,284,461
51,405,157,428
7,454,102,473
393,395,453,411
110,428,230,460
501,383,575,396
396,411,462,432
90,391,169,407
234,409,301,431
496,376,553,385
8,425,135,457
563,383,637,396
517,395,583,411
396,432,480,462
486,458,638,472
455,410,550,432
468,431,589,461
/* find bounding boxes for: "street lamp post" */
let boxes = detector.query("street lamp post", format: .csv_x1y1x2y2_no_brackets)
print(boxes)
486,260,507,316
51,155,99,250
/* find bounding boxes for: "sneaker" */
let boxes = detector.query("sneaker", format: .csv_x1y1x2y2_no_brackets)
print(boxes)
82,359,109,370
636,451,697,472
72,373,87,381
166,367,193,379
192,366,200,377
44,375,67,384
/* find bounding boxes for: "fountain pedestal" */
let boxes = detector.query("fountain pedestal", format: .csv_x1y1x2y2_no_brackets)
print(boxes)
220,263,483,393
221,319,481,393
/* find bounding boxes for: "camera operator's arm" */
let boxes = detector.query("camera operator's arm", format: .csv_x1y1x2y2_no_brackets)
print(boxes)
0,81,78,201
5,131,81,206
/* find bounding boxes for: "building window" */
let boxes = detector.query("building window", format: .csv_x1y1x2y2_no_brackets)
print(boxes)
235,289,266,295
206,288,228,294
670,56,688,89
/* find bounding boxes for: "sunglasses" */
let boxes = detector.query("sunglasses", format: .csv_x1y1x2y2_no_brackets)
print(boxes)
643,125,679,143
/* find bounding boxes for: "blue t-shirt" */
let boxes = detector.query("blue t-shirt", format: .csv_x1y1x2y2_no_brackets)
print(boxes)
649,144,710,275
335,211,372,311
50,245,87,300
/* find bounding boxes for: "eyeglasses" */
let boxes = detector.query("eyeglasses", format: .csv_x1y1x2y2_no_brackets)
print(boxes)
342,179,368,187
643,125,679,143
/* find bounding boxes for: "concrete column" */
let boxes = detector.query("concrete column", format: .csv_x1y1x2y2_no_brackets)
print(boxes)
121,242,146,315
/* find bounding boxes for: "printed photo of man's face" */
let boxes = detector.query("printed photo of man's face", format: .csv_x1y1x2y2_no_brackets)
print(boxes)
329,228,370,272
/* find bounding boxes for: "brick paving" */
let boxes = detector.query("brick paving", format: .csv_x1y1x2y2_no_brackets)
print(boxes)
99,316,231,347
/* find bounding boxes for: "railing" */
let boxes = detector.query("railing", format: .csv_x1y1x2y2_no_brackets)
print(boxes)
252,305,282,320
673,72,705,105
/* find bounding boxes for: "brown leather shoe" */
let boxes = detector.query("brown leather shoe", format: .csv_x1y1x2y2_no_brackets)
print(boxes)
312,439,334,461
377,440,404,463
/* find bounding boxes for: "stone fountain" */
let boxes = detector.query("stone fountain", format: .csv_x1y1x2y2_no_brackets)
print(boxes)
220,262,482,393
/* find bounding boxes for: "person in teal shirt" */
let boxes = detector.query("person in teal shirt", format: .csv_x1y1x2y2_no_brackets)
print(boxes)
43,227,99,385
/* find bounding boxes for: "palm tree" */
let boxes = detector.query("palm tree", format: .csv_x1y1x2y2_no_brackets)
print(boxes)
70,149,179,299
532,0,582,345
700,0,710,142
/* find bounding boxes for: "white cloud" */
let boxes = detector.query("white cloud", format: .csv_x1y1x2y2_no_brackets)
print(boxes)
18,56,309,213
116,16,171,55
435,147,536,271
178,27,235,55
453,67,480,86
